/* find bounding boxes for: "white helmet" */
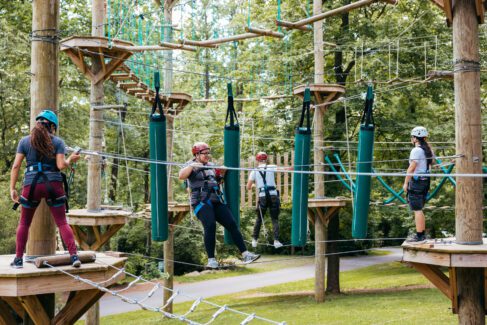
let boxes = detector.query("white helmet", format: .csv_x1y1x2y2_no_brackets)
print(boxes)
411,126,428,138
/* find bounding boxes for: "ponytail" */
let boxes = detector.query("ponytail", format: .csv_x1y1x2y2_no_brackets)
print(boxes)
30,121,55,159
417,137,433,169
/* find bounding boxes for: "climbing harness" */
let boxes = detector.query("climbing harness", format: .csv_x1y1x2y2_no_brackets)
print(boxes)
191,167,225,217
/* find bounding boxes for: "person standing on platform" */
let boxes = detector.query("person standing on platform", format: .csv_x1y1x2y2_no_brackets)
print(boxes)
179,142,260,269
10,110,81,268
247,152,283,249
403,126,434,243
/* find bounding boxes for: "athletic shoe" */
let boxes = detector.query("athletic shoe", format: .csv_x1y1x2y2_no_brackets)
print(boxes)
273,240,283,249
206,258,220,269
251,238,258,248
242,252,260,264
10,257,23,269
71,255,81,268
406,234,427,244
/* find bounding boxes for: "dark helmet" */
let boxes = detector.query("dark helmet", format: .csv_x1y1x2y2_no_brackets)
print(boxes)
192,142,210,155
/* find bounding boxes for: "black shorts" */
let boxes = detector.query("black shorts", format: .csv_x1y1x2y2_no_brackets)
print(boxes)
407,178,430,211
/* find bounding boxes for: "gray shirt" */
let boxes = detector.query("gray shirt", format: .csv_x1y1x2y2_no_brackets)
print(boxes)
185,160,222,206
17,135,66,186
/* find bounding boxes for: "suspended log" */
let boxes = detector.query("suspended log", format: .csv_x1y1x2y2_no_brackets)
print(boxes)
177,39,219,48
278,0,395,28
275,20,312,31
159,41,197,52
261,94,293,99
194,33,262,46
427,70,454,80
244,26,284,38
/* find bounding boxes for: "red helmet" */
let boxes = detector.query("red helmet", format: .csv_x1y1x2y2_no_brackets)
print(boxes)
256,152,268,162
192,142,210,155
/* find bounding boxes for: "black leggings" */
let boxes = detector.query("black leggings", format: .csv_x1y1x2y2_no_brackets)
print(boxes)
253,195,280,240
195,202,247,258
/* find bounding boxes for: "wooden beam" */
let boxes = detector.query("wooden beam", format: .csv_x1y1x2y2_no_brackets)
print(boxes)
1,297,23,320
444,0,453,25
451,267,458,313
0,299,16,325
475,0,485,24
52,289,105,325
91,224,124,251
410,263,451,299
244,26,284,38
430,0,444,9
18,296,50,325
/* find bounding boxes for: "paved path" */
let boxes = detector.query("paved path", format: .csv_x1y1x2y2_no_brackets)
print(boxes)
100,247,402,316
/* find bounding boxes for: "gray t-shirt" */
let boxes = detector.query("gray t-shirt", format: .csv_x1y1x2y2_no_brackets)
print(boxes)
17,135,66,186
185,160,221,206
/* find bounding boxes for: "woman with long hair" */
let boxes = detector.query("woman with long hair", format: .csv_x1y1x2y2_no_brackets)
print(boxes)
10,110,81,268
403,126,434,243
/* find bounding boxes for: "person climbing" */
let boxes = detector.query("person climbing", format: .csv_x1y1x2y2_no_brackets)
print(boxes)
403,126,434,243
246,152,283,249
179,142,260,269
10,110,81,268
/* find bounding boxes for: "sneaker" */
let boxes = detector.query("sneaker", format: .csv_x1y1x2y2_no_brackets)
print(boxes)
70,255,81,268
251,238,258,248
406,234,427,244
206,258,220,269
10,257,23,269
242,252,260,264
273,240,283,249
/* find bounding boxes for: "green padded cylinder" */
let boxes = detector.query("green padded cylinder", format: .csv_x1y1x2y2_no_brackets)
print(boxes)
149,114,168,241
352,86,375,239
223,126,240,244
223,83,240,245
291,127,311,247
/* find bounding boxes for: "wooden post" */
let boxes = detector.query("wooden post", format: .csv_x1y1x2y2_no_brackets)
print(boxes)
313,0,327,303
85,1,105,324
162,0,176,313
452,0,484,323
25,1,60,323
163,225,175,313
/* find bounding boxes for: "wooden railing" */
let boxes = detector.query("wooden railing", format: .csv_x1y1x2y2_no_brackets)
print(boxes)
239,152,294,208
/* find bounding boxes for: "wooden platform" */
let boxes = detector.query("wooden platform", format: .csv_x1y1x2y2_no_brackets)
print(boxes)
402,238,487,313
60,36,134,84
430,0,486,25
0,252,125,324
293,84,345,106
307,197,348,225
67,208,130,251
145,202,190,225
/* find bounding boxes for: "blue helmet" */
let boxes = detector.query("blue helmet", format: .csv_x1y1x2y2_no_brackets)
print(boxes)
36,110,58,129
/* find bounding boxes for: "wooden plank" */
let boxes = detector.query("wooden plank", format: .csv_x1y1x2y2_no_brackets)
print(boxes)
450,267,458,313
451,253,487,267
410,263,451,299
52,289,104,325
283,152,289,202
247,158,253,207
0,299,17,325
18,295,50,325
402,249,451,267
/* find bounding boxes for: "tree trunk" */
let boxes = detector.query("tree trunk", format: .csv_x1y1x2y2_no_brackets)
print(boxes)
109,108,127,202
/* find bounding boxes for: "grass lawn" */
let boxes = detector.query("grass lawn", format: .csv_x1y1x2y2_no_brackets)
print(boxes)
86,262,458,325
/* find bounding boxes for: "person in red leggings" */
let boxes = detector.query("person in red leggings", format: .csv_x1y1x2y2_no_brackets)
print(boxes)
9,110,81,268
